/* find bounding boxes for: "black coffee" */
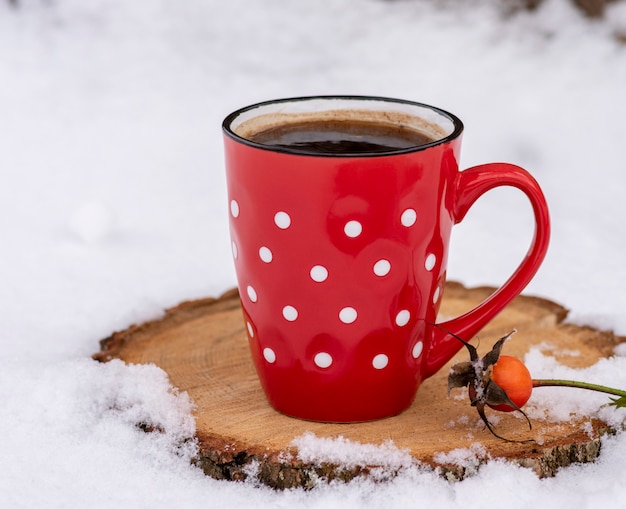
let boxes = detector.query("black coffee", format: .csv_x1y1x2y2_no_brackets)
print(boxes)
248,119,437,155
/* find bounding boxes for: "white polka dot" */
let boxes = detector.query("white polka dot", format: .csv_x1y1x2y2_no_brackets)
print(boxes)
432,286,441,304
274,211,291,229
373,259,391,277
246,321,254,338
339,307,358,324
395,309,411,327
314,352,333,368
401,208,417,227
246,285,258,303
232,241,238,260
412,341,424,359
425,253,437,271
344,220,362,238
372,354,389,369
259,246,273,263
263,347,276,363
282,305,298,321
230,200,240,218
310,265,328,282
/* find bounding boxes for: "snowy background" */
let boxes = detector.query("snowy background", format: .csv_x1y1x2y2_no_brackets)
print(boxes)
2,0,626,507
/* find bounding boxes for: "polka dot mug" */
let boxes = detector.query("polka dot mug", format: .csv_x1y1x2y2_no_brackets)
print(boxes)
223,96,550,423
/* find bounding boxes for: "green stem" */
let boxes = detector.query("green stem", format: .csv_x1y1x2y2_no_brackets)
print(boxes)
532,379,626,399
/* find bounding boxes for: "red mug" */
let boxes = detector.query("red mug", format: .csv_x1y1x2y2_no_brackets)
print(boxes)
222,96,550,422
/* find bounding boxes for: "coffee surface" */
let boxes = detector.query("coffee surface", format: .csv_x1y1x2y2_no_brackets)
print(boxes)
248,119,437,154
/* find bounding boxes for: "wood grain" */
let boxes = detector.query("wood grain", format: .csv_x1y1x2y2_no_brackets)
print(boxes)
94,282,624,488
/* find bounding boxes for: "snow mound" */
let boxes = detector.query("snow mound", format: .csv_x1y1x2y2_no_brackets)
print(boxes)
291,432,416,472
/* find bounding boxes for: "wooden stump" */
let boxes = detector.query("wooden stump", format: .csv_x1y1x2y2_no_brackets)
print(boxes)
94,282,625,488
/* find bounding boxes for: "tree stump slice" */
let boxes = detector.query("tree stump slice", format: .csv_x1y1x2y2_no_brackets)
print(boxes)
94,282,625,488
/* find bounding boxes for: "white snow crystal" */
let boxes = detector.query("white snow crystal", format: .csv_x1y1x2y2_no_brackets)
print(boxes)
68,201,118,244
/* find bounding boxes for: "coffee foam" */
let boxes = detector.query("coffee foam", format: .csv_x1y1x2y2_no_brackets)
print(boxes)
233,108,450,143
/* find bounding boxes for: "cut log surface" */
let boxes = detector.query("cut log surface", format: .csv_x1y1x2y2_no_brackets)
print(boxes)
94,282,625,488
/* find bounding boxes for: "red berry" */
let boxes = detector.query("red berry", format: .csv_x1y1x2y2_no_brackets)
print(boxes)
489,355,533,412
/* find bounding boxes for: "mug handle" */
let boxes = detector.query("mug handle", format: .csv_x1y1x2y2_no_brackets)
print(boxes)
423,163,550,378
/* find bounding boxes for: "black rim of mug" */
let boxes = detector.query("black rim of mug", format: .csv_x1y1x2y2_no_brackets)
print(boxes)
222,95,464,158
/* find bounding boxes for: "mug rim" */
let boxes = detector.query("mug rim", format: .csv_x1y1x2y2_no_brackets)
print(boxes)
222,95,464,158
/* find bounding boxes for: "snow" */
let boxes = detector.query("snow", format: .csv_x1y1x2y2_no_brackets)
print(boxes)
433,443,489,472
524,348,626,428
2,0,626,506
291,432,415,472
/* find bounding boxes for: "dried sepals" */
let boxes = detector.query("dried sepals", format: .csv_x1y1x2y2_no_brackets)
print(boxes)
445,328,533,443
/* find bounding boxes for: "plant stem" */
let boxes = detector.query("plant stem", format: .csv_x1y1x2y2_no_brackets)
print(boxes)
532,379,626,399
